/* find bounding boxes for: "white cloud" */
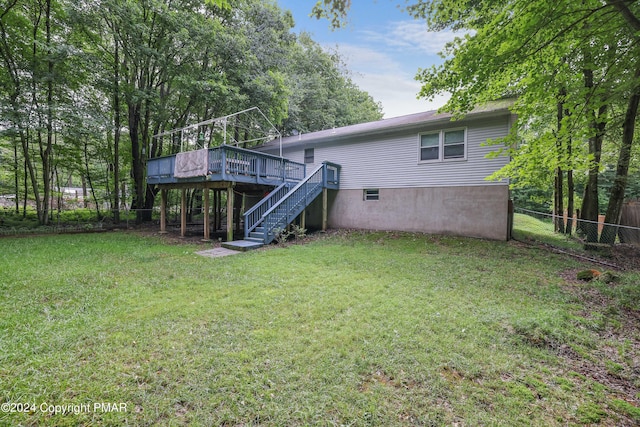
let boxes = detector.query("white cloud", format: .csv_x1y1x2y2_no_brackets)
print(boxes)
319,18,462,118
329,43,449,117
327,43,403,74
360,21,462,56
351,72,449,118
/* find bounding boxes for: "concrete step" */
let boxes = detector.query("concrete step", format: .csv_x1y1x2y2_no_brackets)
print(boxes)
221,240,264,251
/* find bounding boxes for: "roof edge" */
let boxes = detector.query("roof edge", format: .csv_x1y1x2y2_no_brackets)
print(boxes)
260,99,515,150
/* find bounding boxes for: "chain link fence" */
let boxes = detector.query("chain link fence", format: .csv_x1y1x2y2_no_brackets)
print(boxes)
512,207,640,270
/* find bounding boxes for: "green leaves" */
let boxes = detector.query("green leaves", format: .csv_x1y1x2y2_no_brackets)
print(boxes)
204,0,230,9
311,0,351,29
0,0,383,223
414,0,640,223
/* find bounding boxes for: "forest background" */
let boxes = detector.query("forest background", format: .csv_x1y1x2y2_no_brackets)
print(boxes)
0,0,383,227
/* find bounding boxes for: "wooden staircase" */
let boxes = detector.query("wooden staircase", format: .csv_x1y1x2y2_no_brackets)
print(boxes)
222,162,340,251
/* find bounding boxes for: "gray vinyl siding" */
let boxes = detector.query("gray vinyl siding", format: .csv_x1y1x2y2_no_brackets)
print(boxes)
263,115,511,190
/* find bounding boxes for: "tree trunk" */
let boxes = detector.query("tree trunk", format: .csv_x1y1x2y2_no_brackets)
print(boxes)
54,165,61,220
129,101,146,223
567,170,574,235
113,37,121,223
21,130,40,218
22,138,28,218
13,137,19,214
581,103,606,243
41,0,53,225
140,98,155,222
600,69,640,244
30,7,44,223
554,89,566,234
81,174,88,208
84,141,102,219
554,171,564,233
580,62,606,243
564,98,573,235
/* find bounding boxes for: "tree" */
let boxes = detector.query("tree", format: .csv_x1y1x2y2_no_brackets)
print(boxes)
313,0,640,245
86,0,236,222
282,32,382,134
408,0,639,245
311,0,351,29
1,0,385,226
0,0,76,225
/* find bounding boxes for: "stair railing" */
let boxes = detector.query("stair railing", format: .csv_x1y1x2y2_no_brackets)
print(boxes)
243,162,341,244
260,164,324,243
244,181,295,237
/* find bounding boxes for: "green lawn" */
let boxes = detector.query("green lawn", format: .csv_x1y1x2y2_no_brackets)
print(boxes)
1,231,639,426
513,213,586,251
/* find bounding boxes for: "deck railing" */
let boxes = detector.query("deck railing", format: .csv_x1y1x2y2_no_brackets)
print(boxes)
147,145,305,185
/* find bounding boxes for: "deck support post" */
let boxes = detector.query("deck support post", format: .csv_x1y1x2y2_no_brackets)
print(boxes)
181,188,187,237
234,192,243,234
159,189,168,234
300,209,306,231
217,190,222,231
213,190,218,232
227,186,234,241
202,187,210,241
322,188,328,231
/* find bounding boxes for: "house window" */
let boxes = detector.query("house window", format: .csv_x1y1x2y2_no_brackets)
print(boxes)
443,129,465,159
420,133,440,161
304,148,314,164
419,128,466,162
364,189,379,201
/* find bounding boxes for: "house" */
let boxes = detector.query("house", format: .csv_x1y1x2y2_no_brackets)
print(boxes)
254,100,515,241
146,101,514,247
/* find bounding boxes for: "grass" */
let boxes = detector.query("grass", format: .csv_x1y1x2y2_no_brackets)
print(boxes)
513,213,586,251
0,230,639,426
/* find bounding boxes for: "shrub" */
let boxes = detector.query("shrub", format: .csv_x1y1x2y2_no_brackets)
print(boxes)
290,224,307,240
273,227,290,244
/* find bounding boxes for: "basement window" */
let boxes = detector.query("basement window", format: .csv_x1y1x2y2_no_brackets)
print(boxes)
364,189,379,201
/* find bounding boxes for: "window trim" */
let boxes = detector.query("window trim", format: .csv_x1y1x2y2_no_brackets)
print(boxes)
363,188,379,201
418,127,467,163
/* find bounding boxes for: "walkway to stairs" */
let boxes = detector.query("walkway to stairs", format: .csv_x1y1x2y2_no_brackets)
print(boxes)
223,161,340,251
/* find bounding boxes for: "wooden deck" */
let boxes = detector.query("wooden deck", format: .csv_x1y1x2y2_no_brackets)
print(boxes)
147,144,305,187
147,145,306,242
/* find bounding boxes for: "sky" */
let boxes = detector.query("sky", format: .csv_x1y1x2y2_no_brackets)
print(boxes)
275,0,455,118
